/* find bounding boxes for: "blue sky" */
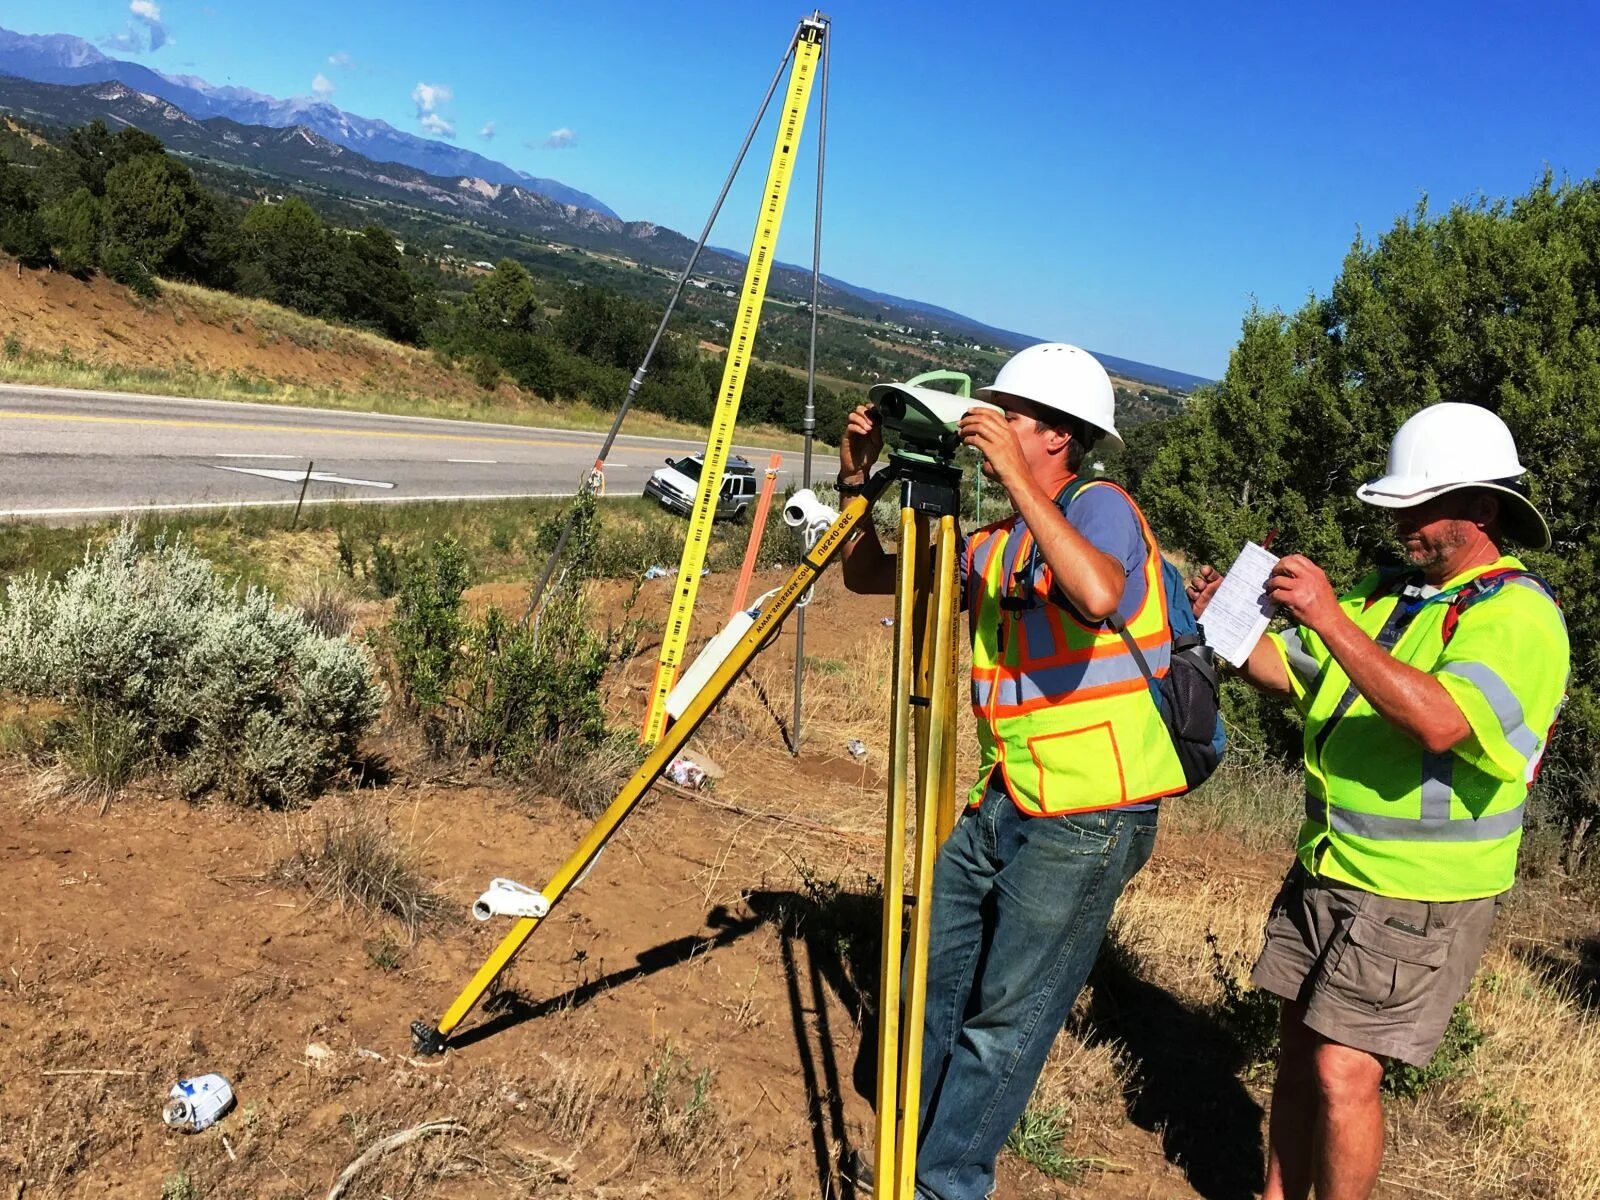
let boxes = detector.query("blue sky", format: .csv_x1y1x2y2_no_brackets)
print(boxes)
11,1,1600,377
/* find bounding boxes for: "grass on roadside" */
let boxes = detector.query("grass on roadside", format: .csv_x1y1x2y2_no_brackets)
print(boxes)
0,494,807,596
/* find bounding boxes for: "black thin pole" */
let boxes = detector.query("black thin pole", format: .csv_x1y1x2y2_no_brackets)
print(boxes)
519,25,803,628
791,24,829,754
291,460,314,530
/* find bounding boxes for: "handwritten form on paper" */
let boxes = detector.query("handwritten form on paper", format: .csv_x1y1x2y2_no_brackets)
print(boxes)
1201,541,1280,666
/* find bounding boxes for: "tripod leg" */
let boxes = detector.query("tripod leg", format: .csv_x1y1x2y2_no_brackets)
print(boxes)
910,510,935,806
894,513,961,1196
934,546,962,848
873,504,921,1193
414,487,884,1055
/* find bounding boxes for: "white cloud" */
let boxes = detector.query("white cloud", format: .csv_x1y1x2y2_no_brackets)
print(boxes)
311,72,335,99
327,50,352,68
102,0,168,54
542,127,576,150
477,120,495,140
420,113,456,139
411,82,453,115
129,0,167,50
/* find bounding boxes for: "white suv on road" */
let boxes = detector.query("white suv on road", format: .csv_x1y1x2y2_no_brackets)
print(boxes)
644,454,759,520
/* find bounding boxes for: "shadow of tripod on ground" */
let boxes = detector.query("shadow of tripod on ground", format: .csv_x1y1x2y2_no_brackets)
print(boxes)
448,906,770,1051
745,880,886,1200
443,881,888,1200
1078,934,1267,1200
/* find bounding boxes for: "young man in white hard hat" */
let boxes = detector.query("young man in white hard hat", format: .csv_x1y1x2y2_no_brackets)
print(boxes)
839,343,1187,1200
1188,402,1569,1200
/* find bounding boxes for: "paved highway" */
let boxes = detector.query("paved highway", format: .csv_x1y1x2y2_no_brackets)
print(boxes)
0,384,798,520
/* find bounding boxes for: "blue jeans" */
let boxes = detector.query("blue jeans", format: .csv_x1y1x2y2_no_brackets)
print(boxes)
912,782,1159,1200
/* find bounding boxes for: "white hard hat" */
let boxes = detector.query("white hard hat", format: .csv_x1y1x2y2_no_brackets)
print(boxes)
1357,402,1550,549
976,343,1123,449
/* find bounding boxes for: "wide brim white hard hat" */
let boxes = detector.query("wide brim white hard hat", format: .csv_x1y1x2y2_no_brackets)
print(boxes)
976,342,1124,450
1356,401,1551,550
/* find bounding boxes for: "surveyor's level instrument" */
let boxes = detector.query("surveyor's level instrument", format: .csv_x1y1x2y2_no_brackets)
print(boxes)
640,14,828,745
413,446,964,1200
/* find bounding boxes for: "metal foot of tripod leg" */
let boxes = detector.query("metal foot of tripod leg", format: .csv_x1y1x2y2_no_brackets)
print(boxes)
411,1020,448,1057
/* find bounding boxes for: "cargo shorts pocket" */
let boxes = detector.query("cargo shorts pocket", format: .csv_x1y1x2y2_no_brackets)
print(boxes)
1321,911,1450,1016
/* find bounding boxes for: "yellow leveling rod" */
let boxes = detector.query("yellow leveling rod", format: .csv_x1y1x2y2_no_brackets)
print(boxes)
412,475,881,1056
641,14,828,746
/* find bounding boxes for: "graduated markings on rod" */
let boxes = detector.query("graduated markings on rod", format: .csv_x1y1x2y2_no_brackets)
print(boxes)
641,23,825,744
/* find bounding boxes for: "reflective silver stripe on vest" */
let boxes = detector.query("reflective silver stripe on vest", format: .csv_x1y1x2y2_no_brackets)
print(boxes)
1421,751,1453,820
1438,661,1542,759
1280,628,1320,686
1305,795,1526,842
971,644,1163,709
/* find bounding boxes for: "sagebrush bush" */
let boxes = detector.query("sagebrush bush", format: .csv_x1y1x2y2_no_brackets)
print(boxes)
381,495,643,808
0,527,381,806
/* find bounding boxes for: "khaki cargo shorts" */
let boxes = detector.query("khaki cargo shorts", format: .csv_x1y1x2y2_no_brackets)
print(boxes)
1250,864,1498,1066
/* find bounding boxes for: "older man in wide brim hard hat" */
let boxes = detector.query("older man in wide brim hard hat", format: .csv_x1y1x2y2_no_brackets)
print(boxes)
1188,401,1570,1200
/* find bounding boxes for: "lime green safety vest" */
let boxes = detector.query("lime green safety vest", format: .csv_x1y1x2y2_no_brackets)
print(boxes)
966,480,1186,815
1267,556,1569,901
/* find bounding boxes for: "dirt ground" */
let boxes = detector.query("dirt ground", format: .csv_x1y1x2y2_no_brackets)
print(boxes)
0,569,1592,1198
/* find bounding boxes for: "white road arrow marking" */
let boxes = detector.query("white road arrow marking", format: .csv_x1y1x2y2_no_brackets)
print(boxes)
214,466,396,489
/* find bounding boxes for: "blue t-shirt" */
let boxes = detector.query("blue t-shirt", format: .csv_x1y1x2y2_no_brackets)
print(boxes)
959,482,1148,619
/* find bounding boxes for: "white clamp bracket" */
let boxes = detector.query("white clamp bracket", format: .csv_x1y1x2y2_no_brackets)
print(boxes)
472,877,552,922
783,489,840,608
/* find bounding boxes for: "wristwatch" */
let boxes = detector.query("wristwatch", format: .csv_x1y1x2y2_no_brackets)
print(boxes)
836,471,870,496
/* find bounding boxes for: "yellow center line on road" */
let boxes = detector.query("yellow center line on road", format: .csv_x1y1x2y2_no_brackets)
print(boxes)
0,408,667,453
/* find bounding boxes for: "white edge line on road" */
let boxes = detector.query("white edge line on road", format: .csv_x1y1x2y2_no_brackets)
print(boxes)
446,458,499,464
0,491,624,520
216,453,298,459
0,379,791,454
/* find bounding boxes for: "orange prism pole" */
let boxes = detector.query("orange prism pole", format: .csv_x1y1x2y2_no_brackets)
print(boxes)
729,453,784,619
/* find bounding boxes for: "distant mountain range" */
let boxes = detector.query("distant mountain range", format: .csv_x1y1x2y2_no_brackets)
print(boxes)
0,25,616,216
0,30,1210,392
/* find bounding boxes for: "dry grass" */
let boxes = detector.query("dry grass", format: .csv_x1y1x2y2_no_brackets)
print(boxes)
290,574,360,638
275,800,445,939
1161,758,1304,854
634,1040,725,1176
1412,949,1600,1199
1100,771,1600,1200
517,731,645,820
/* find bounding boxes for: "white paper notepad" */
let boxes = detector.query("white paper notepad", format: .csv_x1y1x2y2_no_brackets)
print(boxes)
1201,541,1280,666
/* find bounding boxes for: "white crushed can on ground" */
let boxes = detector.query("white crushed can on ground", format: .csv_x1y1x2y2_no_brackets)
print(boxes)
665,755,708,790
847,739,868,761
162,1073,234,1133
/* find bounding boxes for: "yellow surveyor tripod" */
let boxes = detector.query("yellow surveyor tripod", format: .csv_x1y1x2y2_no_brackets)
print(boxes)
411,450,965,1199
